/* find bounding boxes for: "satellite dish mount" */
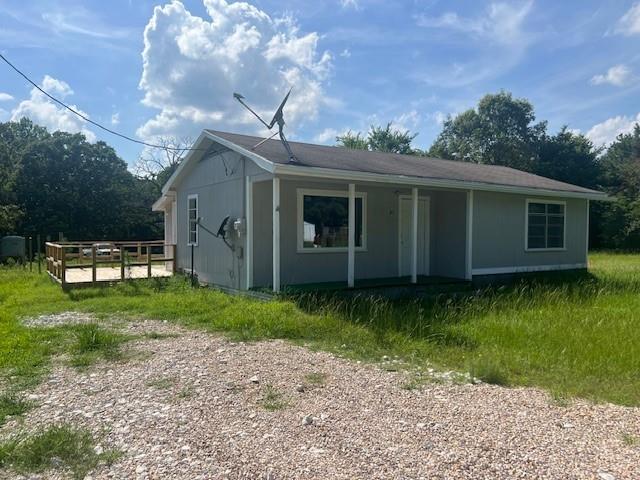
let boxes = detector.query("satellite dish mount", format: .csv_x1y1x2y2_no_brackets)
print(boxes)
233,89,297,163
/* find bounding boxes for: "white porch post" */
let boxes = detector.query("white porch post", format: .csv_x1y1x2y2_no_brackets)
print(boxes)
245,176,253,290
465,190,474,281
348,183,355,288
585,199,590,263
272,177,280,293
411,187,418,284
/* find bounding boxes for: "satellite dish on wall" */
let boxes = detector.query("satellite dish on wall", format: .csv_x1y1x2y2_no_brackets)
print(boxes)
233,89,297,163
217,215,230,238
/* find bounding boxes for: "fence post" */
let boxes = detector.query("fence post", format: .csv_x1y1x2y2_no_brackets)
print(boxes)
137,242,141,260
28,236,33,272
92,246,97,285
60,246,66,287
37,234,41,274
172,244,177,273
120,248,125,281
147,245,152,278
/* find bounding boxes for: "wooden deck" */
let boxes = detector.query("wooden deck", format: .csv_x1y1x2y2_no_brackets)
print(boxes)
64,265,173,284
46,240,176,288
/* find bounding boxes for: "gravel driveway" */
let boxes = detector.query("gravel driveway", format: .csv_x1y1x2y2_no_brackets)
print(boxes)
2,314,639,479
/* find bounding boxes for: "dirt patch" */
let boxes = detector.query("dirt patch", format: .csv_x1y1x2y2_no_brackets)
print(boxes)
3,316,639,479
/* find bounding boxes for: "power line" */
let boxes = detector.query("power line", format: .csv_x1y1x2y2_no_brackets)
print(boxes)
0,52,207,152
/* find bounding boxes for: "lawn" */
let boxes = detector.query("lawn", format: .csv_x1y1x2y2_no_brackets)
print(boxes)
0,252,639,406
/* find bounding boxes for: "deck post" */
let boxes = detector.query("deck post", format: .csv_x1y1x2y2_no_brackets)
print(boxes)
60,246,66,287
245,176,253,290
465,190,474,281
172,244,177,273
348,183,355,288
91,246,97,285
120,247,126,280
411,187,418,284
147,246,152,278
272,177,280,293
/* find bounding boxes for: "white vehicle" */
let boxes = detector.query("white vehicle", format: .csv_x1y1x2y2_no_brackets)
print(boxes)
82,243,120,257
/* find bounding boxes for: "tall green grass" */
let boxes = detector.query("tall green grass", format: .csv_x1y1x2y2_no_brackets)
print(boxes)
0,252,639,405
0,424,119,479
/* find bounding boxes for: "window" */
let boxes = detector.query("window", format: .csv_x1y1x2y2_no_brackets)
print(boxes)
297,189,366,252
187,194,198,246
526,200,565,250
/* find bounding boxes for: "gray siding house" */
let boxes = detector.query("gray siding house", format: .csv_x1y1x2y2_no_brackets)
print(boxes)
153,130,608,292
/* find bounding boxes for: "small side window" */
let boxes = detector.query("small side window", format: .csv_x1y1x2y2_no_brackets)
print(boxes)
526,201,565,250
188,195,198,246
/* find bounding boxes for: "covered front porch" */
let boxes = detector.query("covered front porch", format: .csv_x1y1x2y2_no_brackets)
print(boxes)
246,176,473,293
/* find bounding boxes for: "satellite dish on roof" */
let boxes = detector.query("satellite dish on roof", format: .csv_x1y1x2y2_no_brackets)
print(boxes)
233,89,297,163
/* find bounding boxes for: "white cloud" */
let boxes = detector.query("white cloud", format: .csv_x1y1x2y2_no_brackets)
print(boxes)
111,112,120,125
585,113,640,146
313,127,348,144
340,0,360,10
431,111,447,126
415,1,533,45
10,75,96,142
137,0,333,141
392,110,421,132
0,93,14,102
590,64,633,86
339,48,351,58
414,1,534,87
615,2,640,36
41,11,132,39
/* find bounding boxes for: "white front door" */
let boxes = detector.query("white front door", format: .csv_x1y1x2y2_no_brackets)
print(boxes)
399,196,430,277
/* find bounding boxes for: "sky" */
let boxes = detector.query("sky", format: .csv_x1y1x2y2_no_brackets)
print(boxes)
1,0,639,165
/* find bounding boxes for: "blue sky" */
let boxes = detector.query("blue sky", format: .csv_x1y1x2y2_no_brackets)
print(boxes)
1,0,639,165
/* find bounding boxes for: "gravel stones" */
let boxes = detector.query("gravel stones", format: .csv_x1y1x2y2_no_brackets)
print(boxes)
2,314,639,479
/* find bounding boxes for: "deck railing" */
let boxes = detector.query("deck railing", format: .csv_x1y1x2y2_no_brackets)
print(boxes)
45,240,176,287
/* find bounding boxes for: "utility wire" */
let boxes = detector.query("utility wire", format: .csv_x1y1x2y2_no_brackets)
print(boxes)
0,52,208,152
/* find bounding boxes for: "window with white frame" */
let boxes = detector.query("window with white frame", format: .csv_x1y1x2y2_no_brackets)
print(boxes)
297,189,366,251
187,194,198,246
526,200,565,250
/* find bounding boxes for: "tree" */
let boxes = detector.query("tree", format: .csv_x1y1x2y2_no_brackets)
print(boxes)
597,124,640,248
336,123,418,154
336,131,368,150
0,119,163,241
429,91,546,171
367,123,417,154
0,142,21,234
537,127,602,189
133,136,192,196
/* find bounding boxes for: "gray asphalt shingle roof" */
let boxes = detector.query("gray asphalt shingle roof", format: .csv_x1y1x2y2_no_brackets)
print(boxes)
206,130,603,196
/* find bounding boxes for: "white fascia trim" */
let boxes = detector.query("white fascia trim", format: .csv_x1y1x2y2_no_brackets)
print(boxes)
203,131,275,173
472,263,587,275
274,163,610,201
152,190,176,212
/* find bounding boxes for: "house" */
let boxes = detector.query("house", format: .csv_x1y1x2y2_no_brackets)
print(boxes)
152,129,609,293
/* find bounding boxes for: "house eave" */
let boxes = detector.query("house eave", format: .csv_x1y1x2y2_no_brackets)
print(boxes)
152,190,176,212
157,129,611,203
271,163,611,201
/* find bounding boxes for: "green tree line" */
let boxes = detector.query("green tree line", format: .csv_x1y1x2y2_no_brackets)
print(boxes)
0,119,162,242
1,90,639,249
337,92,640,249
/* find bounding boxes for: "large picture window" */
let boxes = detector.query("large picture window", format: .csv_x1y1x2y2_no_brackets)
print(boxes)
297,189,366,252
526,200,565,250
187,194,198,246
